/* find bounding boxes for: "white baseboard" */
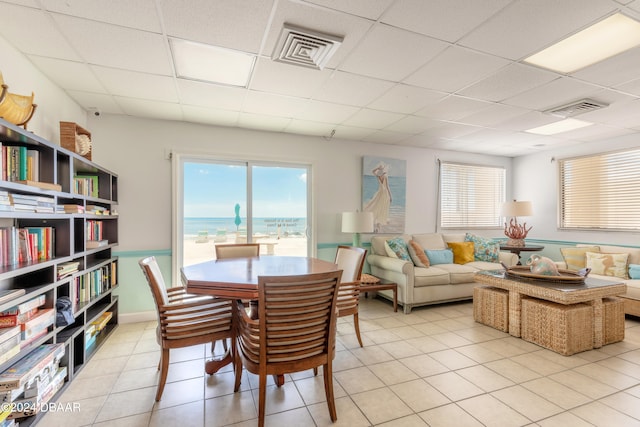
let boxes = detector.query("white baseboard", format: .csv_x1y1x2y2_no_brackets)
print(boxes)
119,311,156,324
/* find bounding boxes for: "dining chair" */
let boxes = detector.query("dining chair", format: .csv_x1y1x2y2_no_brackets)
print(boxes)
215,243,260,259
138,256,238,401
335,245,367,347
234,270,343,427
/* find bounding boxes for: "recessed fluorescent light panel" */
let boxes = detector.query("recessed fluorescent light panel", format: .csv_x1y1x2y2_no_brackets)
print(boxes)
525,118,593,135
524,13,640,73
170,38,255,87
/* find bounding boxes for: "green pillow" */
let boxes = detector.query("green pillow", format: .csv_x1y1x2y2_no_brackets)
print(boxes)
386,237,411,261
465,233,499,262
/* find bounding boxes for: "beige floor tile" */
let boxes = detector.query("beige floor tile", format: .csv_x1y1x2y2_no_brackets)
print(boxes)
77,355,129,378
536,411,594,427
111,367,159,394
373,316,407,329
94,387,157,423
350,344,395,365
385,325,425,341
106,329,146,344
148,400,203,427
453,326,503,343
425,372,484,401
249,381,306,416
376,414,429,426
39,395,107,427
57,373,119,402
510,352,567,376
530,348,590,369
432,318,470,331
154,377,204,409
92,412,152,427
618,348,640,364
549,370,617,399
399,354,449,378
123,351,160,371
418,403,484,427
203,389,257,426
600,391,640,419
294,373,346,405
334,366,385,394
411,322,449,336
205,369,250,399
456,343,504,363
456,365,514,392
368,360,419,385
333,349,364,371
263,407,315,427
484,359,542,383
520,377,591,409
379,340,423,359
429,349,477,370
574,362,638,389
308,395,369,427
390,379,450,412
364,328,404,345
405,336,449,353
351,387,413,425
430,332,473,348
457,394,531,426
491,385,563,421
570,400,640,426
93,341,138,360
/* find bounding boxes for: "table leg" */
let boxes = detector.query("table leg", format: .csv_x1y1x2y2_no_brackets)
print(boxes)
205,350,233,375
508,291,522,337
393,287,397,312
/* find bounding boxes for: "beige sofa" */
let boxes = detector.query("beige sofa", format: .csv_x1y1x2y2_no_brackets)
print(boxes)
555,244,640,317
367,233,519,314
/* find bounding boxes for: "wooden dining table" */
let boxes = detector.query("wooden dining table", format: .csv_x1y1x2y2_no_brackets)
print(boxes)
180,256,340,380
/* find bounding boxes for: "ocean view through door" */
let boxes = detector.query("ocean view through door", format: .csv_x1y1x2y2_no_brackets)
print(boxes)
180,159,311,267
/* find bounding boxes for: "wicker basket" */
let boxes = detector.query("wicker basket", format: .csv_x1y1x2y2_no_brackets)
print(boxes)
603,297,625,345
521,297,593,356
473,286,509,332
60,121,91,160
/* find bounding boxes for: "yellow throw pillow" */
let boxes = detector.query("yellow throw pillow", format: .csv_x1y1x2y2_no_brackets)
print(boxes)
560,246,600,271
447,242,475,265
585,252,629,279
408,240,430,268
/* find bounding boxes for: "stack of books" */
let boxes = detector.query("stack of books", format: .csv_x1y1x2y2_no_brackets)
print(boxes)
0,326,21,367
0,295,46,330
56,261,79,279
86,205,109,215
0,191,13,213
34,196,55,214
57,204,84,214
7,194,38,213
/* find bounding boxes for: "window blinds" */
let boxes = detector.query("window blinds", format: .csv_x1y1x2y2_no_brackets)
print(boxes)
560,148,640,230
439,161,505,229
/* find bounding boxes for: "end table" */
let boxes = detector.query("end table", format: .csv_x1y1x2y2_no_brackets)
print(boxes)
499,244,544,265
360,277,398,312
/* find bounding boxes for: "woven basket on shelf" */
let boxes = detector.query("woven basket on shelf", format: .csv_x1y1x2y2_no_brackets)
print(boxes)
60,121,91,160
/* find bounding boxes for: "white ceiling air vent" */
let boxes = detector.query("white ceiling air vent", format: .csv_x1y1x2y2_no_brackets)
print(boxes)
544,98,609,118
272,24,343,70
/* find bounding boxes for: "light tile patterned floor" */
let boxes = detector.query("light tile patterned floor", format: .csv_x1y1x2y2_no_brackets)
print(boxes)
39,297,640,426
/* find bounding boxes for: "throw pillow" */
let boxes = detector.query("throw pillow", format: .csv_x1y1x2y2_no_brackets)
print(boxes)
383,241,399,258
629,264,640,280
447,242,475,264
407,240,430,268
560,246,600,271
425,249,454,265
585,252,629,279
464,233,499,262
386,237,411,261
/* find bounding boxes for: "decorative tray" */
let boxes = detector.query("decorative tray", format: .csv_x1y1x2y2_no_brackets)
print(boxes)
504,266,589,283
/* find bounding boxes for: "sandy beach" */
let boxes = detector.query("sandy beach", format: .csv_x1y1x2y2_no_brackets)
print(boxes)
183,231,308,266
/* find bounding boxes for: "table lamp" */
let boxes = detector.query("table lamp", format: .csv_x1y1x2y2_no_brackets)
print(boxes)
341,211,374,247
500,200,533,247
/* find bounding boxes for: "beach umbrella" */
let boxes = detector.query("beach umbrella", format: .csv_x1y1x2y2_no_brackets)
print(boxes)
234,203,241,230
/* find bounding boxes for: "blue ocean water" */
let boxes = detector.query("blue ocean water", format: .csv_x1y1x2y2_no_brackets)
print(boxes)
184,217,306,236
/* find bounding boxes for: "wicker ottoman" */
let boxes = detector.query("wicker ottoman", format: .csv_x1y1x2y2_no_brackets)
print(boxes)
473,286,508,332
521,297,593,356
603,297,625,345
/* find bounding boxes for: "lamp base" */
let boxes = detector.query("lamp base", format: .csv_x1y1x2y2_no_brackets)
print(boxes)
506,238,525,247
352,233,361,248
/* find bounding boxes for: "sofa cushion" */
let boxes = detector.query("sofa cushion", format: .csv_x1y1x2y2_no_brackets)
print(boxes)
432,263,476,284
560,246,600,271
413,266,451,287
630,264,640,280
447,242,475,264
371,235,408,256
386,237,411,261
408,240,430,268
425,249,454,265
464,233,500,262
586,252,629,279
412,233,447,250
598,245,640,265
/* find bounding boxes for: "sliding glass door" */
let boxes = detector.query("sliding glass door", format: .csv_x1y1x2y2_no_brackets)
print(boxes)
175,155,311,273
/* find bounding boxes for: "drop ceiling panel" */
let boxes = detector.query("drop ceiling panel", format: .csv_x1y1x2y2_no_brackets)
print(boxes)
339,24,448,81
332,125,375,140
422,122,481,139
176,80,247,110
181,105,239,127
92,67,178,102
0,3,81,60
404,45,511,93
459,0,617,60
572,46,640,87
52,14,172,74
384,115,441,134
285,119,336,136
244,91,310,117
459,103,529,127
381,0,514,43
66,90,125,114
159,0,274,53
492,111,559,132
616,78,640,97
415,95,494,121
342,108,404,128
250,57,332,98
238,112,291,132
115,97,183,120
367,84,447,114
291,100,360,123
458,63,557,102
361,129,412,144
42,0,162,32
313,71,395,106
503,77,602,110
27,56,105,93
302,0,394,20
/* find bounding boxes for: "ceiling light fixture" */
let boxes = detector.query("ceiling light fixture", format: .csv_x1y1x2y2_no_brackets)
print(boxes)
524,13,640,73
170,38,256,87
272,24,343,70
525,118,593,135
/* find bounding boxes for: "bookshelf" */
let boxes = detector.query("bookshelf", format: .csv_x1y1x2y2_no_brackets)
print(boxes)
0,118,118,425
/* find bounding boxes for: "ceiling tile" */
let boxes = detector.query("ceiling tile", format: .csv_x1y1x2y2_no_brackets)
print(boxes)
367,84,446,114
422,122,481,139
0,3,81,60
331,125,375,140
176,80,248,110
361,129,413,144
577,96,640,123
27,56,106,93
342,108,404,128
503,77,602,111
459,0,617,60
314,71,394,106
92,67,178,102
115,96,183,120
65,90,125,114
250,57,331,98
458,103,529,127
42,0,162,32
384,115,441,134
238,112,291,132
560,123,636,141
292,100,359,123
52,13,172,74
302,0,394,20
159,0,274,53
285,119,336,137
244,91,309,117
615,77,640,97
181,105,239,127
404,45,511,93
339,24,448,81
381,0,513,42
415,95,494,121
572,46,640,87
458,63,557,102
492,111,558,132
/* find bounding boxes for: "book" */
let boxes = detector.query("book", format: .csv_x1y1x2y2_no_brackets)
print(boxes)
0,308,39,328
0,289,25,306
0,295,46,316
56,261,79,279
0,344,20,366
59,204,84,214
86,239,108,249
91,311,112,332
0,344,65,391
15,180,62,192
0,329,20,355
20,309,54,337
8,366,66,420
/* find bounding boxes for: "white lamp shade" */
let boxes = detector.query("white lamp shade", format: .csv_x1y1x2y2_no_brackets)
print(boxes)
500,201,533,217
341,212,374,233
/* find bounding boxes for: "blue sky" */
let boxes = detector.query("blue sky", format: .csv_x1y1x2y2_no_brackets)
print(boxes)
183,162,307,217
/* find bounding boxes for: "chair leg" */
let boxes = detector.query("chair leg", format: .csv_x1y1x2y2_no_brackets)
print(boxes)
353,312,363,347
156,348,170,401
322,362,337,422
233,337,242,393
313,367,318,376
258,373,267,427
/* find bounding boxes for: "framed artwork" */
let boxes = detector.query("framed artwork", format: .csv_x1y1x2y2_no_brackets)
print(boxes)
362,156,406,233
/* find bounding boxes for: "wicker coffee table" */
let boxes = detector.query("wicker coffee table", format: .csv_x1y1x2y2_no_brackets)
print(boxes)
474,270,626,354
